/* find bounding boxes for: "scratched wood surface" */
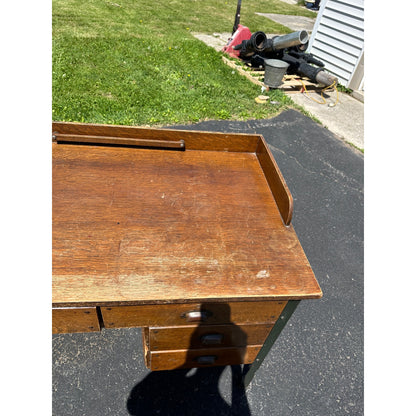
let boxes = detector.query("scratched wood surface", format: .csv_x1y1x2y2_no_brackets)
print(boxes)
52,307,100,333
52,121,260,153
100,301,287,327
147,323,274,350
53,121,294,225
145,345,262,370
53,127,321,307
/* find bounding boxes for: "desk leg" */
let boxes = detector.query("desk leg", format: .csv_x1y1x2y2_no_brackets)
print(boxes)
242,300,300,388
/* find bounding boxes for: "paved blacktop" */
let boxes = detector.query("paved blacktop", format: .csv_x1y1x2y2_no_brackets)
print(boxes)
52,109,364,415
52,9,364,415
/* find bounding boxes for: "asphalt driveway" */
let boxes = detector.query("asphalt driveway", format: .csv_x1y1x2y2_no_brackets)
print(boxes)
52,109,364,415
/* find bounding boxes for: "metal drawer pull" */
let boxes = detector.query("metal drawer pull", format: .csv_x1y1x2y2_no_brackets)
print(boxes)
185,311,208,322
201,333,224,345
195,355,217,365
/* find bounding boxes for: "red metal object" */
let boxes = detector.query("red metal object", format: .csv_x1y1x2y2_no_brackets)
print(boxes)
221,24,251,58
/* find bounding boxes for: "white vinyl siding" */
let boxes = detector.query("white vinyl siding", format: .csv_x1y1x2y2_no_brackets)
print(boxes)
308,0,364,89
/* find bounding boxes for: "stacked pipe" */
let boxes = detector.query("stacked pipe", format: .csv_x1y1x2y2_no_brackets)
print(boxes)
233,30,338,87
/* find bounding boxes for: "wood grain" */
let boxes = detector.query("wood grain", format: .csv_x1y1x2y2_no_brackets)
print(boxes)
147,323,274,351
52,121,260,153
100,301,287,328
53,132,185,149
256,137,293,225
52,307,100,333
51,120,323,380
53,136,321,306
145,345,262,370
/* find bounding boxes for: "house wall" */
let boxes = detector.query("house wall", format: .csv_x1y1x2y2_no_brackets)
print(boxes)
308,0,364,89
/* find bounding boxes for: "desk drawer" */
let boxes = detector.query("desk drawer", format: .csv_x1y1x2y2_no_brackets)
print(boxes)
145,345,262,371
52,307,100,333
101,301,286,328
145,323,274,351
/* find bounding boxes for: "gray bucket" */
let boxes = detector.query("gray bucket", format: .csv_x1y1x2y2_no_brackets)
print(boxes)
263,59,289,88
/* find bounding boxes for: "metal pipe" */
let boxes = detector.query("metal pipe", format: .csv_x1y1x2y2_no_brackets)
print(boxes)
315,70,338,87
250,31,267,52
233,31,267,53
270,30,309,51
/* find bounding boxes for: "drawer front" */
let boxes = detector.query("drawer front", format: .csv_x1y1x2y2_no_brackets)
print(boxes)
52,307,100,333
147,323,274,351
101,300,286,328
146,345,262,371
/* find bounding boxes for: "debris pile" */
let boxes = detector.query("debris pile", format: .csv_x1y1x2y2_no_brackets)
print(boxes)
222,25,337,88
221,1,337,88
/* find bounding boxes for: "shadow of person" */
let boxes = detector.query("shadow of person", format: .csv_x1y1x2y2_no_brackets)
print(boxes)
126,303,251,415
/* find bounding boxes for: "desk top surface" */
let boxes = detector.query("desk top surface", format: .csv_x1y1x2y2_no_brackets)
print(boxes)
52,123,322,306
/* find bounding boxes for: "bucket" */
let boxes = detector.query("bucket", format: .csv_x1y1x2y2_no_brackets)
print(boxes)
263,59,289,88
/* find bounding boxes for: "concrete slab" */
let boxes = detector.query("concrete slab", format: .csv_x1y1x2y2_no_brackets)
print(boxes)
289,90,364,150
279,0,299,4
256,13,316,33
193,28,364,151
193,32,232,52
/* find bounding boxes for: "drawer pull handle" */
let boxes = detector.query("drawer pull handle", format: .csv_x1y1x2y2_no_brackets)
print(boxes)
195,355,217,365
201,334,223,345
185,311,208,322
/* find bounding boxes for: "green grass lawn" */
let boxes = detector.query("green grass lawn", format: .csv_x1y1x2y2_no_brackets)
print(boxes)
52,0,315,126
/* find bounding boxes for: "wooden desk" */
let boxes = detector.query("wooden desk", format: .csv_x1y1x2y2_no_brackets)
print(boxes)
52,122,322,385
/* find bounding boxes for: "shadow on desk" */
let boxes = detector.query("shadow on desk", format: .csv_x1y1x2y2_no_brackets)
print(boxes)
127,303,251,415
